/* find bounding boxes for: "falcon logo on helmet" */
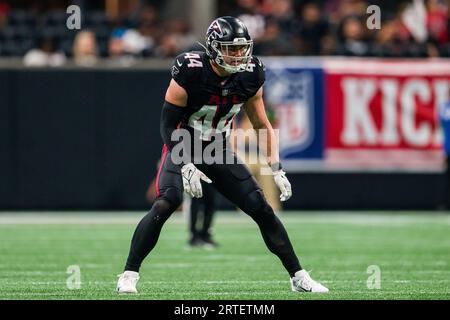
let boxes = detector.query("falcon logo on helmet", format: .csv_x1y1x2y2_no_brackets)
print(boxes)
205,16,253,74
208,20,224,40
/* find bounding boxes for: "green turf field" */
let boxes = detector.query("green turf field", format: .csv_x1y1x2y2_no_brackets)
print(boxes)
0,211,449,300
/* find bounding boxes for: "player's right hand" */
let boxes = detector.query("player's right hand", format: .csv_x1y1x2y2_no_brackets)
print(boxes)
181,163,212,198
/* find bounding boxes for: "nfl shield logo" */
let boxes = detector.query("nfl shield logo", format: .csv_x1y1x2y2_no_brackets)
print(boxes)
222,89,229,96
265,70,314,157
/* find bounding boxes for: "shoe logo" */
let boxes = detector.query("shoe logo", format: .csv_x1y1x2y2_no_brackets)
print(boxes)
294,279,312,292
302,286,312,292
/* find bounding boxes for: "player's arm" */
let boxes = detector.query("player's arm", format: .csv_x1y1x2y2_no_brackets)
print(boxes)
243,87,279,167
160,79,187,152
244,87,292,201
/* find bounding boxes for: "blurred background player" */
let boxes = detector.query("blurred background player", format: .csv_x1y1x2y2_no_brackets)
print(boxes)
185,182,219,248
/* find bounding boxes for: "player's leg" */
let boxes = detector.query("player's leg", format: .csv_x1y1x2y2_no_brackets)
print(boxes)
118,148,183,293
201,156,328,292
199,182,218,247
205,161,301,274
124,150,183,272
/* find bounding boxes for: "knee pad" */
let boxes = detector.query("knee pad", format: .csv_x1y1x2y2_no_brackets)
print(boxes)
157,187,183,208
242,189,271,215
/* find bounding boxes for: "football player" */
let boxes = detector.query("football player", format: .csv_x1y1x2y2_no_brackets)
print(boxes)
117,16,328,294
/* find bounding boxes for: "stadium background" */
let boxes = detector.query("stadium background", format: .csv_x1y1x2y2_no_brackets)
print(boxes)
1,0,449,210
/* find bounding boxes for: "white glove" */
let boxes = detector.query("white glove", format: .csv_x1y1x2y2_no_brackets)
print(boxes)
273,169,292,202
181,163,212,198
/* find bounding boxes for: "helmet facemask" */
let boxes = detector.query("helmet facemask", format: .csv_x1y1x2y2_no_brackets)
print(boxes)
211,38,253,73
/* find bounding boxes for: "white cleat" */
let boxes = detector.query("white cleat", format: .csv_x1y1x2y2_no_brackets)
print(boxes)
117,271,140,294
290,270,329,293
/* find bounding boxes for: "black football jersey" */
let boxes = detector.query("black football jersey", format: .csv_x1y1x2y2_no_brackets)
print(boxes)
170,51,265,142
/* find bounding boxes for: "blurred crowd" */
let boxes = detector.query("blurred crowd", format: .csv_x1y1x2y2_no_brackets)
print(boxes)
225,0,450,57
0,0,449,67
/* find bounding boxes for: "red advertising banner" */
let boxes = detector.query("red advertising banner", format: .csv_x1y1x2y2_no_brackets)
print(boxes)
324,59,450,171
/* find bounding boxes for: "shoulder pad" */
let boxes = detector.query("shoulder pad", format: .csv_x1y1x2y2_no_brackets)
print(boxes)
171,52,205,88
241,56,265,97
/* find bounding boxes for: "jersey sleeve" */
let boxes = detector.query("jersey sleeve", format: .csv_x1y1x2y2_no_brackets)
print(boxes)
246,56,266,98
254,56,266,88
170,53,190,90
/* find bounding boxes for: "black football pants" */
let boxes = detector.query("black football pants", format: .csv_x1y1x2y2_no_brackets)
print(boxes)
124,147,302,276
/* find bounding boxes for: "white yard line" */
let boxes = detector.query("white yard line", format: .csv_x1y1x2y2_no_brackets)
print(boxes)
0,211,449,225
33,280,450,284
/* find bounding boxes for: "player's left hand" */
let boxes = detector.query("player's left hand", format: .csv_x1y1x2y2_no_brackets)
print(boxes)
273,170,292,201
